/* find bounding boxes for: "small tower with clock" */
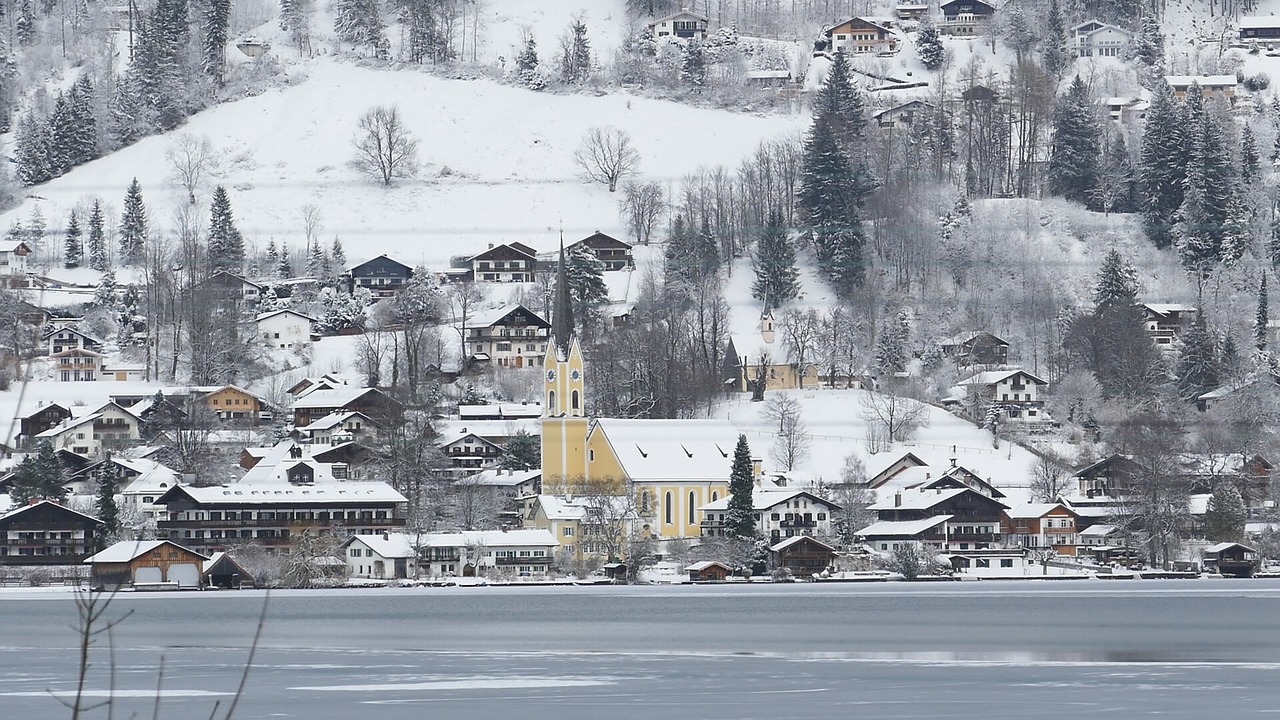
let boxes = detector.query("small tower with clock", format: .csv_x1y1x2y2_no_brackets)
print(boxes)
541,235,589,490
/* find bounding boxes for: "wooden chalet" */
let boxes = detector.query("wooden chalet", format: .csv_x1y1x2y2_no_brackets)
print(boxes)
469,243,538,283
769,535,837,577
16,403,72,447
85,540,209,590
1203,542,1258,577
568,232,634,270
685,560,734,582
0,501,104,565
825,17,899,55
647,8,709,39
203,551,255,588
939,331,1009,366
345,255,414,297
940,0,995,35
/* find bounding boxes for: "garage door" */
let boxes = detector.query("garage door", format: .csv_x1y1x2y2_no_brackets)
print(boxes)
168,563,201,588
134,566,162,584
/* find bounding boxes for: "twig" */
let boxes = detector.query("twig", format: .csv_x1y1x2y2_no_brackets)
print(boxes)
223,591,270,720
151,655,165,720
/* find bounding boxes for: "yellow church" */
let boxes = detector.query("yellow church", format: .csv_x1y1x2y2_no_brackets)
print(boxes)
539,242,737,549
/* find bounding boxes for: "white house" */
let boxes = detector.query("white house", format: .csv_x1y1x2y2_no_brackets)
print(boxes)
341,533,418,579
297,411,379,445
420,529,558,577
463,304,551,369
958,368,1049,424
647,9,709,39
698,489,841,542
35,402,142,457
0,239,31,278
1071,20,1132,58
256,309,315,350
52,348,104,382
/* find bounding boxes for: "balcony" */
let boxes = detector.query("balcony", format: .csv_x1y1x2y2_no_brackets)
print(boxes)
494,555,549,566
779,520,817,529
160,517,406,529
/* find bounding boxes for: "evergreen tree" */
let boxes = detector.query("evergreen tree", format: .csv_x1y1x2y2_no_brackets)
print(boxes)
47,93,75,176
797,116,869,293
87,199,107,271
1048,76,1100,206
874,311,910,374
63,211,82,269
1175,314,1219,400
1173,84,1238,276
400,0,448,63
1242,123,1260,185
9,443,67,505
1139,81,1187,249
1257,273,1269,353
1042,0,1069,77
93,268,117,307
334,0,384,55
207,185,243,271
752,209,798,310
1075,249,1164,398
1203,482,1247,543
265,238,280,276
119,178,148,265
331,236,346,269
500,429,541,471
1134,14,1165,83
664,214,697,290
561,240,608,322
203,0,230,84
14,110,52,186
515,34,543,89
15,0,35,46
694,219,719,279
916,17,944,71
96,459,122,539
277,242,293,278
1094,248,1140,308
28,206,46,253
560,19,591,84
680,39,706,89
306,238,324,277
724,434,755,537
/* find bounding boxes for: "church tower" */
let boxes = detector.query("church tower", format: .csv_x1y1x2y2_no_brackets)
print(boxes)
541,234,589,492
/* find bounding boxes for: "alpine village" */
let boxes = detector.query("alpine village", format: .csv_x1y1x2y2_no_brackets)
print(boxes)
1,0,1279,591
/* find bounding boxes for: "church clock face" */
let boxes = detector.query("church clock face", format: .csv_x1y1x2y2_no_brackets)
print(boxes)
571,369,582,382
546,370,557,382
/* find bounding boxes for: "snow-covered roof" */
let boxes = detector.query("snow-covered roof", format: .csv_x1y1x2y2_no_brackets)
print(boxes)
297,411,370,432
421,529,557,549
592,418,739,482
458,403,543,420
36,413,102,437
685,560,733,571
855,516,951,537
1164,75,1237,87
868,487,969,511
343,533,418,559
458,468,541,488
697,489,832,512
1005,503,1069,519
160,483,406,505
85,540,207,564
436,419,540,440
532,494,587,521
290,386,381,410
1188,493,1211,515
1239,16,1280,29
462,304,549,330
0,239,31,252
1204,541,1255,553
958,369,1047,387
0,499,102,524
255,309,317,323
1142,302,1197,315
1079,523,1117,537
769,535,835,552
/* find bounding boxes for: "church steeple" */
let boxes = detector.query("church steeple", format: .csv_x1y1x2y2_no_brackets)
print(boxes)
550,229,575,361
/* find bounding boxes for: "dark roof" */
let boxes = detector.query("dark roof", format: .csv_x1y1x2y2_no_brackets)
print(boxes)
469,242,538,262
349,254,414,273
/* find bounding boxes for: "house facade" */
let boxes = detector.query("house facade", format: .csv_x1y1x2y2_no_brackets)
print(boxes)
860,487,1009,552
1165,75,1237,104
0,239,31,279
204,386,269,422
1143,303,1198,348
342,533,418,579
419,529,558,577
874,100,935,128
958,369,1049,424
940,0,995,35
699,489,841,542
35,402,142,457
1001,503,1080,556
290,386,401,426
346,255,413,297
1072,21,1132,57
770,535,837,576
256,309,315,350
1239,16,1280,42
439,432,504,471
45,327,102,356
825,17,899,55
648,9,709,39
464,304,551,369
53,348,103,382
0,501,104,565
940,331,1009,366
569,232,634,271
299,411,378,445
469,243,538,283
85,540,207,590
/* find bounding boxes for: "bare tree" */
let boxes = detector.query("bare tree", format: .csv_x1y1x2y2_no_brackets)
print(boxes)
770,412,810,471
447,474,504,531
574,126,640,192
780,307,820,389
762,393,801,432
301,204,323,246
618,180,666,243
1030,452,1073,502
816,454,878,547
859,391,930,444
165,133,216,205
448,282,486,369
352,105,420,186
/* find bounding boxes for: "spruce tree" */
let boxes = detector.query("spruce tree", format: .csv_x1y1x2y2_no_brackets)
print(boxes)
63,211,82,269
1081,249,1164,398
798,116,868,293
14,110,52,186
1042,0,1069,77
1047,76,1100,206
15,0,35,46
96,458,122,540
47,93,75,177
87,199,107,270
916,17,944,71
203,0,230,84
265,238,279,276
93,268,117,307
874,311,910,374
1242,123,1260,185
1203,482,1247,542
331,236,346,269
10,443,67,505
569,20,591,83
334,0,384,55
1094,249,1140,308
1134,14,1165,81
562,240,608,321
1175,314,1219,400
1173,84,1238,276
500,429,541,471
724,434,756,538
1257,273,1269,353
119,178,148,265
752,210,798,310
277,242,293,278
1139,81,1186,249
680,39,706,89
208,185,242,271
515,34,543,88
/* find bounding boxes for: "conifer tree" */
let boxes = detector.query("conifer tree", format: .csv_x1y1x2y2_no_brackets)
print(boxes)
724,434,755,538
1048,76,1100,206
1175,314,1219,400
1076,249,1164,398
1242,123,1260,185
797,116,868,293
1257,273,1269,353
664,214,697,291
9,443,67,505
680,39,706,89
1042,0,1069,77
562,240,608,322
307,237,324,277
516,34,543,89
47,93,75,176
87,199,107,270
265,238,279,276
752,209,798,310
70,76,98,166
93,268,117,307
331,236,346,269
560,19,591,83
1173,84,1238,277
1139,81,1186,249
28,206,46,253
1134,14,1165,82
96,459,122,540
1203,482,1247,543
695,219,719,279
14,110,52,186
119,178,148,265
277,242,293,278
1094,249,1140,308
916,17,944,71
334,0,384,55
63,211,82,269
208,185,243,271
203,0,230,84
15,0,35,46
874,311,910,374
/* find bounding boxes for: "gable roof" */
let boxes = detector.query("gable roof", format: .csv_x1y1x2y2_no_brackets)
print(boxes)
769,535,836,553
1004,503,1075,520
0,499,104,525
341,533,418,559
463,304,550,330
650,8,709,24
591,419,738,482
349,254,413,273
422,529,558,548
958,369,1047,387
468,242,537,262
685,560,734,572
255,309,317,324
827,16,893,35
156,482,407,505
85,539,207,564
698,489,839,513
856,516,952,538
571,232,632,250
297,411,375,432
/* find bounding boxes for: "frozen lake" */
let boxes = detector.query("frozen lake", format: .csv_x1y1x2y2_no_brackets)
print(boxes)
3,579,1280,718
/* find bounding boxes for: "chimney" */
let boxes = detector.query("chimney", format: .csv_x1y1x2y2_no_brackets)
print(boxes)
950,457,957,468
894,492,902,507
751,457,762,476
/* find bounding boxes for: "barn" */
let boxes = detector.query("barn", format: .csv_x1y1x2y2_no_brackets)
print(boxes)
84,540,209,590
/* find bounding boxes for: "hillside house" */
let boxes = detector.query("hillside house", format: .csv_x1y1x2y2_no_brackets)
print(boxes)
345,255,413,297
699,489,841,542
1001,504,1080,556
290,385,402,426
439,432,504,471
770,535,837,577
53,348,103,382
0,501,104,565
825,17,899,55
45,327,102,355
874,100,935,127
100,360,145,382
16,403,73,447
1072,21,1132,57
298,411,378,445
647,9,709,39
0,239,31,279
464,304,551,369
155,483,408,552
458,404,543,421
35,402,142,457
745,69,793,88
1239,16,1280,42
256,309,315,350
860,487,1009,552
1071,454,1141,500
1105,97,1149,123
203,386,270,423
940,0,995,36
1165,75,1237,104
341,533,417,579
723,336,820,392
568,232,634,270
207,270,263,304
85,540,208,590
1143,303,1198,348
469,243,538,283
895,4,928,21
958,369,1048,424
940,331,1009,366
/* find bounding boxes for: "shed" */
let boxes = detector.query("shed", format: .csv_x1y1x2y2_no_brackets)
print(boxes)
1203,542,1259,577
203,551,255,589
85,540,209,590
685,560,734,582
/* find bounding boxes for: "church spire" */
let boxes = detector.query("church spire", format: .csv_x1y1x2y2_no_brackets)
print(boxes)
551,228,574,359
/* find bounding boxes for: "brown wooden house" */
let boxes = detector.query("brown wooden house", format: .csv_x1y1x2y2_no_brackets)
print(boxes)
769,535,837,577
1203,542,1259,577
84,540,209,590
17,403,73,447
469,243,538,283
940,331,1009,366
0,501,104,565
685,560,734,582
568,232,634,271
